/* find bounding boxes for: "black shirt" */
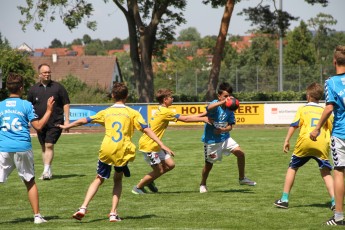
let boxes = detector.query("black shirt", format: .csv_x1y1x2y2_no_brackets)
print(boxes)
27,80,70,125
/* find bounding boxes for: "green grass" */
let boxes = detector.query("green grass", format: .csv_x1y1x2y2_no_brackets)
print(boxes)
0,126,336,229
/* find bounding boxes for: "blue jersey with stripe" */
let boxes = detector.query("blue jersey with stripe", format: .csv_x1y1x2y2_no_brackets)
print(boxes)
0,97,38,152
202,100,235,144
325,73,345,139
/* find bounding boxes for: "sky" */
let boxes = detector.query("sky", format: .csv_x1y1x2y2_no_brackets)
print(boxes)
0,0,344,49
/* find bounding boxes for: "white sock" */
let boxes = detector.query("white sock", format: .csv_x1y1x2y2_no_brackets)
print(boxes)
334,212,344,221
44,164,50,173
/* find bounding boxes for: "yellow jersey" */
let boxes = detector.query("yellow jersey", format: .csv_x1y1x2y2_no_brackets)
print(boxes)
139,106,179,152
292,102,332,159
88,104,148,166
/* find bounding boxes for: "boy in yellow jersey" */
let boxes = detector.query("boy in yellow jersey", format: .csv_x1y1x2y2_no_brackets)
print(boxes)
132,88,209,194
274,82,334,209
58,83,173,222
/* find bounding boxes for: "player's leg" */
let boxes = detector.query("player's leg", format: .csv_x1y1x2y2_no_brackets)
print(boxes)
316,158,334,210
200,161,213,186
73,160,108,220
109,171,123,222
41,127,62,179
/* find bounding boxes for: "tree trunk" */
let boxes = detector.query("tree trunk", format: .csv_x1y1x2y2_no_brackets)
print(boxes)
205,0,235,101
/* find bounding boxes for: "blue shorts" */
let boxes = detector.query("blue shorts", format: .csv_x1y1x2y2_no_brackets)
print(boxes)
289,154,332,170
96,160,131,179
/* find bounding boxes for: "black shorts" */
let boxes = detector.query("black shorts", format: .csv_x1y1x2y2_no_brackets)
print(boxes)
37,126,62,145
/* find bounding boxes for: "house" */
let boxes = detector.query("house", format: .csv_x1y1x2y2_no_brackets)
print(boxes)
29,55,122,90
33,45,85,57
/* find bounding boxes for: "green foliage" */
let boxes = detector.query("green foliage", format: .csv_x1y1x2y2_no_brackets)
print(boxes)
59,75,110,103
0,48,36,100
177,27,201,41
49,38,63,48
235,91,306,102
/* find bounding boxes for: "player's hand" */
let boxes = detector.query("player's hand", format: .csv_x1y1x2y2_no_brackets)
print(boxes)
162,146,174,157
63,120,70,133
46,96,55,112
310,129,320,141
283,142,289,153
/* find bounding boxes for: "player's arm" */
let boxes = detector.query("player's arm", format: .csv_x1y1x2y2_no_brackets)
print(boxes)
177,114,210,123
283,126,297,153
63,103,70,133
31,96,55,131
143,127,175,157
207,100,226,111
58,117,88,129
310,104,334,141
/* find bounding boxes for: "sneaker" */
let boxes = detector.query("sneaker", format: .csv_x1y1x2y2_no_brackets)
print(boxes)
200,185,208,193
239,177,256,186
331,204,335,211
131,186,147,195
39,172,52,180
72,207,87,221
326,216,345,225
109,213,122,222
34,214,47,224
146,181,158,193
274,199,288,209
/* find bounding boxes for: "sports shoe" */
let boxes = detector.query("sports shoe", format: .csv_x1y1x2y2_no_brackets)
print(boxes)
34,214,47,224
146,181,158,193
131,186,147,194
274,199,288,209
72,207,87,221
326,216,345,225
239,177,256,186
39,172,52,180
109,213,122,222
331,204,335,211
200,185,208,193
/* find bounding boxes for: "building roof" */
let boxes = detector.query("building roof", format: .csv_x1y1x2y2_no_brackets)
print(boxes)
29,56,119,90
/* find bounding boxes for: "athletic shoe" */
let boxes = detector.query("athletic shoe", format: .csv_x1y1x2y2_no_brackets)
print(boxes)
34,214,47,224
39,172,52,180
72,207,87,220
200,185,208,193
146,181,158,193
109,213,122,222
131,186,147,194
331,204,335,211
274,199,288,209
325,216,345,225
239,177,256,186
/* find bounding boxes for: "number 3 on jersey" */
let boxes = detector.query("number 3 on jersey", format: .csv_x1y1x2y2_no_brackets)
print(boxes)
111,121,122,142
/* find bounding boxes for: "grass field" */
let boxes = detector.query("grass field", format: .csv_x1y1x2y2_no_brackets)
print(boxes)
0,126,337,229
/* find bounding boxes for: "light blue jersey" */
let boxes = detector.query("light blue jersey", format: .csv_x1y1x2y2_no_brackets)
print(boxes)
0,97,38,152
202,100,235,144
325,73,345,139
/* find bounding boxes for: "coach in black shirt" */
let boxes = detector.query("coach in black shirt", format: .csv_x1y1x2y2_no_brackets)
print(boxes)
27,63,70,180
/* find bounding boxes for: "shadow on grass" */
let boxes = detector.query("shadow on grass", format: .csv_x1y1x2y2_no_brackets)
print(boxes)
0,215,59,224
47,174,86,180
72,214,157,223
149,188,254,194
293,202,331,209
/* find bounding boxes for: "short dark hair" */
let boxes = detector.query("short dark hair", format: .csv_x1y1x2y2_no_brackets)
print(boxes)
156,88,173,104
6,73,23,93
217,82,233,95
112,82,128,100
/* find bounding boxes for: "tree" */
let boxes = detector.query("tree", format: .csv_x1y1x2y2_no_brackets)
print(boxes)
18,0,187,102
83,34,92,45
202,0,329,100
177,27,201,41
49,38,63,48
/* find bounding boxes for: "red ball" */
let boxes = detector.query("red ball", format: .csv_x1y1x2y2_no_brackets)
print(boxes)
225,97,240,111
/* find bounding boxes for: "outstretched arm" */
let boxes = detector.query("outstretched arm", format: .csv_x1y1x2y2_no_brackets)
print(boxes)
143,127,175,157
58,117,88,129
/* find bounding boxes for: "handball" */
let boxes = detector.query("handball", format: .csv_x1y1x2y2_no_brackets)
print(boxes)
225,97,240,111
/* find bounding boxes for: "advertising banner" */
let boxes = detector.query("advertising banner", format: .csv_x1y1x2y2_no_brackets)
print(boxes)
264,103,305,124
234,104,264,125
